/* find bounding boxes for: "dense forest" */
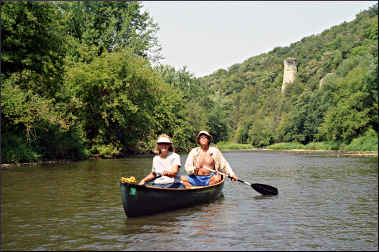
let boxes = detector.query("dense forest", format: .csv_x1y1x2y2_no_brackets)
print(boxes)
1,2,377,163
199,3,378,150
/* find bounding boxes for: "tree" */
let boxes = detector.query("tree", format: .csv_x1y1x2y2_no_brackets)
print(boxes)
58,1,162,62
1,73,87,162
207,105,228,143
1,1,66,98
64,48,163,155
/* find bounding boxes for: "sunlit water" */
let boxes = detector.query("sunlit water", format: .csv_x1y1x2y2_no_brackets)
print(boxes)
1,151,378,250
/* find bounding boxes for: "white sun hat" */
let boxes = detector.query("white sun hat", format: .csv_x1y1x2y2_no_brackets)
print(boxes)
196,130,213,144
157,136,172,144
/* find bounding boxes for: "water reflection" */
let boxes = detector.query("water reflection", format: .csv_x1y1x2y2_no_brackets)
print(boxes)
120,196,226,236
253,195,279,200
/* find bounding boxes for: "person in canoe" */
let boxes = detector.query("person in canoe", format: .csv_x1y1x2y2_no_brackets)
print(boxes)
138,134,185,188
181,130,238,188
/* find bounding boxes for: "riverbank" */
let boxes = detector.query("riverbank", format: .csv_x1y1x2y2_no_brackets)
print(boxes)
222,148,378,157
216,141,378,157
1,159,73,168
2,148,377,168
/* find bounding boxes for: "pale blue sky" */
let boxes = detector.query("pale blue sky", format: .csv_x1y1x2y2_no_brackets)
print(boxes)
141,1,376,77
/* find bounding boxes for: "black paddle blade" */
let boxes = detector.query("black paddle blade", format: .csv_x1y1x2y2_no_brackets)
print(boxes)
251,183,278,195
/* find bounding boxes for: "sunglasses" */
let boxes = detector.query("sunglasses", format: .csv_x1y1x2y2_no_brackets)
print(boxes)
199,135,209,139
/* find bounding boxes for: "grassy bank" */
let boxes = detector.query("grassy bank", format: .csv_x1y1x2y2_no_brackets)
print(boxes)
216,137,377,153
266,129,378,152
266,142,338,151
215,141,253,150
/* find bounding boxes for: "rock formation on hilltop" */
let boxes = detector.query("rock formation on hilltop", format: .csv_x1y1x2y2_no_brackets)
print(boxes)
281,57,297,94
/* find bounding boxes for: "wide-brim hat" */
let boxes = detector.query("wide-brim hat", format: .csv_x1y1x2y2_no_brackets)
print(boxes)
196,130,213,144
157,136,172,144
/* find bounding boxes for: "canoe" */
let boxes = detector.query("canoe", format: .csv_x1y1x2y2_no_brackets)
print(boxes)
120,175,225,217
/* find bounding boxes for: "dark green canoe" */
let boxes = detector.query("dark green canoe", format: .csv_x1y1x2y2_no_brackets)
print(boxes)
120,176,225,217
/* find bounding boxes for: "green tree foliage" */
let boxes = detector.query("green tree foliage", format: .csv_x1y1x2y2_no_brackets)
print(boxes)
319,55,377,143
64,48,161,156
207,104,228,143
1,1,164,162
247,115,277,147
1,1,66,98
1,2,377,163
64,48,196,157
154,65,211,147
58,1,161,62
279,90,327,143
344,128,378,151
1,74,87,162
154,65,204,101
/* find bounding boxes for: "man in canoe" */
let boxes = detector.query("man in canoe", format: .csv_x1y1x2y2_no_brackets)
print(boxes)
181,130,238,188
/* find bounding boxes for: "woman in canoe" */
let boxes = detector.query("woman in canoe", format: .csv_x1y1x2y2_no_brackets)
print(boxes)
138,134,185,188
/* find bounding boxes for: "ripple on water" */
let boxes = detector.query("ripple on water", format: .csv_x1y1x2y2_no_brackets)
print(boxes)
1,153,377,250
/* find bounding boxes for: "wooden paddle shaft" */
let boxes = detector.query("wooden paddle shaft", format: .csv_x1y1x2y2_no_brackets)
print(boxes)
201,166,278,195
238,179,251,186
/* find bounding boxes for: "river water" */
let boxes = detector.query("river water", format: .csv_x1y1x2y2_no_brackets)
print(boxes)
1,151,378,251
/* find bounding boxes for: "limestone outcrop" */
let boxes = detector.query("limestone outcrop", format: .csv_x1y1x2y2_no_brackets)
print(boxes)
281,57,297,94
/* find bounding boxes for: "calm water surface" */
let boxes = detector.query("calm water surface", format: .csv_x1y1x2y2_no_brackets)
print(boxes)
1,151,378,250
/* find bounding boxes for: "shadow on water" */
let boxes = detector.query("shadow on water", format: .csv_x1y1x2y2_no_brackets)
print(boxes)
116,197,231,250
253,195,279,200
127,193,226,220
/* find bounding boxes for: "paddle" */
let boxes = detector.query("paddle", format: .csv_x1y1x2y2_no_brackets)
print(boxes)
139,172,162,186
202,167,278,196
141,172,168,185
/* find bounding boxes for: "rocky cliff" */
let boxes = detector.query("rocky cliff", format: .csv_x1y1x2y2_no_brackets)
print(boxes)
281,57,297,94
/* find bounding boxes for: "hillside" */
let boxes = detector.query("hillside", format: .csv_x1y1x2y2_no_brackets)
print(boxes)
198,4,378,148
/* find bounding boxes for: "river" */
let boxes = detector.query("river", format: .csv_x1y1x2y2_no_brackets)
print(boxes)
1,151,377,250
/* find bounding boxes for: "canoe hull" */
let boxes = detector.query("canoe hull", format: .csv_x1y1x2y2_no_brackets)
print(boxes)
120,177,225,217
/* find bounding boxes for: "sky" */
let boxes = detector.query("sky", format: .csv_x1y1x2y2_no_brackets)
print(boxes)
141,1,376,78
